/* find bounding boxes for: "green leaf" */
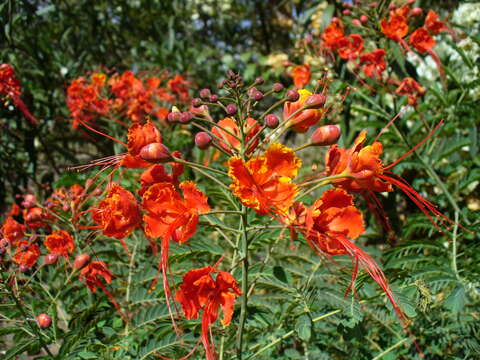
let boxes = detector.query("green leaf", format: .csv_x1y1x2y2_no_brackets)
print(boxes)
295,314,312,342
444,285,466,314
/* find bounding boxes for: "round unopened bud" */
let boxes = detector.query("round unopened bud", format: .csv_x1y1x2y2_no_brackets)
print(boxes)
311,125,341,146
388,3,396,10
226,104,237,116
92,188,102,196
305,94,327,109
352,19,362,26
217,80,225,89
85,178,94,189
36,314,52,329
24,194,36,204
191,98,202,107
247,87,257,98
273,83,284,93
0,238,8,247
74,254,90,270
265,114,279,129
209,94,218,102
253,90,264,101
199,88,211,99
167,111,181,123
360,15,368,24
19,264,29,273
331,17,340,23
255,77,264,85
140,143,173,163
342,9,351,16
45,253,58,265
411,7,422,16
286,90,300,102
62,204,69,212
179,112,193,124
369,1,378,7
195,132,212,150
21,200,35,209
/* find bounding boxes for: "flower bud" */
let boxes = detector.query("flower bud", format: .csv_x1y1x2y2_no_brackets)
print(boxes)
342,9,351,16
209,94,218,102
19,264,29,273
199,88,211,99
74,254,90,270
36,314,52,329
369,2,378,7
191,98,202,107
411,7,422,16
255,77,264,84
62,204,69,212
332,17,340,23
286,89,300,101
226,104,237,116
388,3,396,10
167,111,181,123
44,253,58,265
311,125,341,146
195,132,212,150
360,15,368,24
0,238,8,247
22,194,36,208
304,94,326,109
140,143,173,163
217,80,225,88
247,87,258,98
92,188,103,196
352,19,362,26
179,112,193,124
253,90,264,101
272,83,284,93
265,114,279,129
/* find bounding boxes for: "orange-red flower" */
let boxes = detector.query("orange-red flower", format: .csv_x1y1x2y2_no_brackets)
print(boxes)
425,10,445,35
137,151,184,196
1,217,25,245
381,15,409,41
360,49,387,78
395,77,425,106
13,241,40,267
211,117,261,155
228,143,301,215
283,89,324,133
337,34,364,60
44,230,75,257
409,27,435,53
120,122,163,168
305,189,365,255
92,183,142,240
176,266,241,360
290,64,311,88
322,23,345,50
24,207,53,229
168,74,190,101
79,261,112,293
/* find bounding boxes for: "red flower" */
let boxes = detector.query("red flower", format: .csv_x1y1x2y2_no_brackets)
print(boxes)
92,183,142,241
290,64,311,88
395,77,425,106
425,10,445,35
168,74,190,101
44,230,75,257
360,49,387,78
1,217,25,245
13,241,40,267
322,23,345,50
228,143,301,215
120,122,163,168
137,151,184,196
409,28,435,53
283,89,324,133
337,34,364,60
79,261,112,293
381,15,409,41
24,207,53,229
176,266,241,360
211,117,261,155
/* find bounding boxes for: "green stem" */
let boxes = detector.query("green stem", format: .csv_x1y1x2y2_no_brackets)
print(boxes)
372,338,409,360
451,211,461,280
173,157,228,177
236,205,249,359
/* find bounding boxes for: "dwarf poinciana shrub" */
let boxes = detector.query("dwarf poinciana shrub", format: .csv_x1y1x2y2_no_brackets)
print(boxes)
1,1,479,359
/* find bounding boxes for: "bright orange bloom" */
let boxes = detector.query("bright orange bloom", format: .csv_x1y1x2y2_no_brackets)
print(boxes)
24,207,53,229
360,49,387,78
8,203,21,217
2,217,25,245
303,188,405,323
395,77,425,106
409,28,435,53
425,10,445,35
305,189,365,255
92,183,142,240
121,122,163,168
283,89,324,133
176,266,241,360
137,151,184,196
44,230,75,257
325,130,392,193
80,261,112,293
228,143,301,215
337,34,364,60
322,23,345,50
211,117,261,155
13,241,40,267
290,64,311,88
167,74,189,101
381,15,409,41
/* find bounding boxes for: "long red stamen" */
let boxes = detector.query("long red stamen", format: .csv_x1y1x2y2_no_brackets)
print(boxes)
374,107,408,143
77,118,128,147
384,119,444,170
12,94,38,126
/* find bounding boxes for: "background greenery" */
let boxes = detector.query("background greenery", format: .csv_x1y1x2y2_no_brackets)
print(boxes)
1,0,479,359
